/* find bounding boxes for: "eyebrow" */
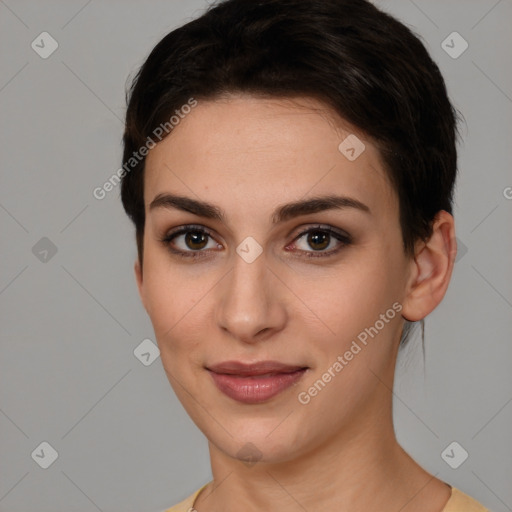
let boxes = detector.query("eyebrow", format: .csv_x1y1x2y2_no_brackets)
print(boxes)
149,192,370,224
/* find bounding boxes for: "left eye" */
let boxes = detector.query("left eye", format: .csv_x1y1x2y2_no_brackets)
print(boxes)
289,226,351,257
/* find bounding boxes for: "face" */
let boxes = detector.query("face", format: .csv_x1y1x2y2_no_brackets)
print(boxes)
136,94,413,464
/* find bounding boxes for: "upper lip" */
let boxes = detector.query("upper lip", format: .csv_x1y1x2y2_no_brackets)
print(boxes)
206,360,307,376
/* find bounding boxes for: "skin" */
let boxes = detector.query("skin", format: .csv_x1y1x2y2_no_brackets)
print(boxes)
135,94,457,512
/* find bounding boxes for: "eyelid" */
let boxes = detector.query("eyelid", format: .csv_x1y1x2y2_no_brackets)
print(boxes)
163,223,214,238
291,223,351,242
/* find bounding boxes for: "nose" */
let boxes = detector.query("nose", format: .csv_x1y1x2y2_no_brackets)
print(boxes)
215,250,287,344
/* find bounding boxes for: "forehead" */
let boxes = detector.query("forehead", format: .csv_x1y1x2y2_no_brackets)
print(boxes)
143,95,397,222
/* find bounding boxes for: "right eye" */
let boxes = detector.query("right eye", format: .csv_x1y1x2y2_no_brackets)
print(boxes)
160,224,222,258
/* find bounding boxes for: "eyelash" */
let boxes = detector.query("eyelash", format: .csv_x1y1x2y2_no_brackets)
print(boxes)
160,224,352,260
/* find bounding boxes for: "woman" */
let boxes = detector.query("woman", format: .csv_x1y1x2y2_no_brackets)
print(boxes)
120,0,490,510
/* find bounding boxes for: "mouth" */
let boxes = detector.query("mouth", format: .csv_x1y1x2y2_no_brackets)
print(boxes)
206,360,309,404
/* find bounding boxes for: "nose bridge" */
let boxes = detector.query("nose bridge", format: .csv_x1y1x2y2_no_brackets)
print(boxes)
215,245,284,341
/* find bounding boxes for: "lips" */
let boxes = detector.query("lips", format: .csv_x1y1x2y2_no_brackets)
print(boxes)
206,360,308,403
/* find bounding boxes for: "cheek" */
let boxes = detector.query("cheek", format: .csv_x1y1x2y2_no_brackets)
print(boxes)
141,249,217,362
143,273,177,332
303,249,405,363
312,261,397,326
141,250,192,338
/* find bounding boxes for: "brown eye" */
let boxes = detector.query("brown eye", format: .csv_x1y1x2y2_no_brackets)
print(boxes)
161,225,220,259
184,231,209,250
306,230,330,251
290,225,352,258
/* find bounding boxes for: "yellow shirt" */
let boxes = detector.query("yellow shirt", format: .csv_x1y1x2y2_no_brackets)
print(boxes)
164,483,490,511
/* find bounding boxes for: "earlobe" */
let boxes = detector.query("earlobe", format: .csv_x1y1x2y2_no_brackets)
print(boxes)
401,211,457,322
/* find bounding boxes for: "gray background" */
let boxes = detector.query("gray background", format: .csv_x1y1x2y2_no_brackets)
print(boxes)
0,0,511,511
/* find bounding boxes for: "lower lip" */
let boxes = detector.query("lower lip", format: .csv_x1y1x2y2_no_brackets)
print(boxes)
208,369,307,404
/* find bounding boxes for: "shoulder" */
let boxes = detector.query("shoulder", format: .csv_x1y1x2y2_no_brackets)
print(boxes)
442,487,491,512
163,483,209,512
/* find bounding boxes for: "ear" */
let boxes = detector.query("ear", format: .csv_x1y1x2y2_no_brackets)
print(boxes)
134,259,148,313
401,210,457,322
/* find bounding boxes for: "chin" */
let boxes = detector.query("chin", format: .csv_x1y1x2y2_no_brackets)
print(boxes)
225,438,298,466
204,417,318,466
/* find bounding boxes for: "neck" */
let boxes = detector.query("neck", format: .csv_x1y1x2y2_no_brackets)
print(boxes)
195,381,451,512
